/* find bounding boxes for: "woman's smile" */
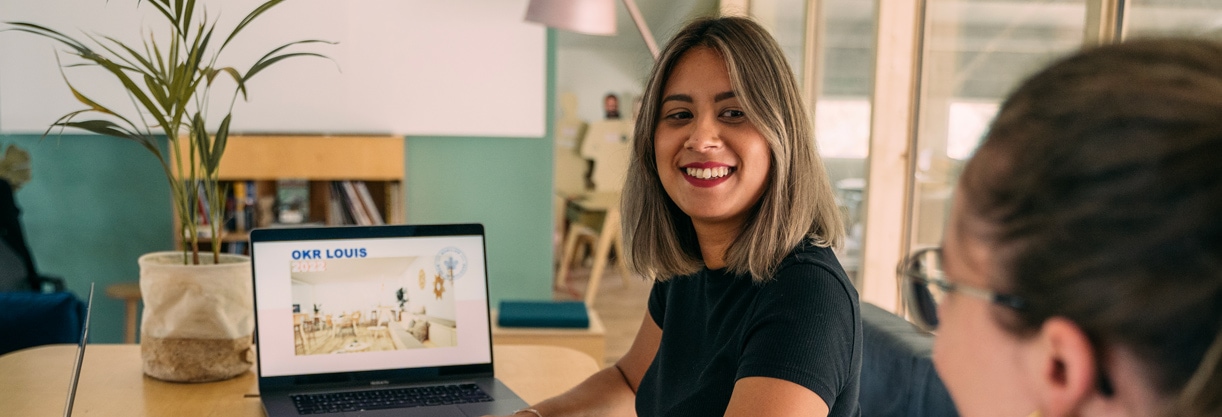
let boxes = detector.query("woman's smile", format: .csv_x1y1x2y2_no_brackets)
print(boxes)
681,162,736,187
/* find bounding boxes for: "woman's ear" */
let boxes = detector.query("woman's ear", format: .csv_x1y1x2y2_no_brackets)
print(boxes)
1024,317,1098,417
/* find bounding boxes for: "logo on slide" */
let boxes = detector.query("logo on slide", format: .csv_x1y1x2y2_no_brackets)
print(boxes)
434,246,468,281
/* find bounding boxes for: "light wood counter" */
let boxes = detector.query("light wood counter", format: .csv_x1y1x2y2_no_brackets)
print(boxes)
0,344,598,416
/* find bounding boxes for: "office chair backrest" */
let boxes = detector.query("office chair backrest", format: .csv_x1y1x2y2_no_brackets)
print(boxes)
860,302,960,417
0,179,40,292
0,240,31,291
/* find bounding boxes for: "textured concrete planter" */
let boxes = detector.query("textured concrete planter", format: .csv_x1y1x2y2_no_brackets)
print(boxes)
138,252,253,382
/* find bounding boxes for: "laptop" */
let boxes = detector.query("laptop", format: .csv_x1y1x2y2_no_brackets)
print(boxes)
63,282,94,417
250,224,529,417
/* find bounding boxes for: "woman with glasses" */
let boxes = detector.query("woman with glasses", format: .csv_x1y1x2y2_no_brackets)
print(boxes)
494,16,859,417
901,38,1222,417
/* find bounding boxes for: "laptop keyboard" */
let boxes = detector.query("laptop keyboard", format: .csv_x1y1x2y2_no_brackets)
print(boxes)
291,383,494,414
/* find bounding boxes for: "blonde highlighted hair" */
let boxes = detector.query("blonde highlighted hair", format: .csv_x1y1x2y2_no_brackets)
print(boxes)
621,16,843,282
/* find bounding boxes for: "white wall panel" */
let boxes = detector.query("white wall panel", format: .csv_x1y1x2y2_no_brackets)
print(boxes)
0,0,546,137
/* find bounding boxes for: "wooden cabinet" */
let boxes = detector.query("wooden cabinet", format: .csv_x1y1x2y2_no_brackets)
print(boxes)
172,135,406,253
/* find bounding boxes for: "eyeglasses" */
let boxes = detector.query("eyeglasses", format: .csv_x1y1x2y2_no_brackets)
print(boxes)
898,246,1026,332
898,247,1117,395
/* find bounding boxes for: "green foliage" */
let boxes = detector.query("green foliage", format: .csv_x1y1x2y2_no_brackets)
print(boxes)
6,0,330,264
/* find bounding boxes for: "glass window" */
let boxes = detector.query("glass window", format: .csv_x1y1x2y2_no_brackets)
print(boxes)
1128,0,1222,39
754,0,877,285
907,0,1087,250
751,0,810,79
815,0,876,285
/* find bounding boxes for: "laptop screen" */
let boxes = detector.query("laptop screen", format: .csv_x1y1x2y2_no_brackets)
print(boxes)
251,224,492,378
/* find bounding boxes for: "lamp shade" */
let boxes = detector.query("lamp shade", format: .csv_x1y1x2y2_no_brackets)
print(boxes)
524,0,617,36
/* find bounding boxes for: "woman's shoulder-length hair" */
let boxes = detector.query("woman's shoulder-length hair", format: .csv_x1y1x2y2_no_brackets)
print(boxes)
620,16,844,283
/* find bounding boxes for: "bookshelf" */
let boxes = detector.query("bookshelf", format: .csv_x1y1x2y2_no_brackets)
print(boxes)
171,135,406,254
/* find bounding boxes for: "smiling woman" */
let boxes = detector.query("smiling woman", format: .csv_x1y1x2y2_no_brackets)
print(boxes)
491,16,861,417
625,20,845,284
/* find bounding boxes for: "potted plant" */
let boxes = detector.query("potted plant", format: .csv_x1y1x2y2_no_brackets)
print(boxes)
396,287,409,309
6,0,328,382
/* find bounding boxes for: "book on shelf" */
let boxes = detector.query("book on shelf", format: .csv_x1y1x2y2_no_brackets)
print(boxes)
340,180,373,225
193,183,211,227
354,181,385,225
385,182,403,224
326,183,344,226
223,185,238,232
329,182,353,225
232,181,247,231
183,179,398,231
243,180,256,230
276,179,310,224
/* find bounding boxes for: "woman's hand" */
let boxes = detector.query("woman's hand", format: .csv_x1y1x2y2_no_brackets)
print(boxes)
483,312,661,417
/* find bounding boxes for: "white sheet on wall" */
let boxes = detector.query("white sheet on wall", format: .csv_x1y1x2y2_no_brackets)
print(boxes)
0,0,546,138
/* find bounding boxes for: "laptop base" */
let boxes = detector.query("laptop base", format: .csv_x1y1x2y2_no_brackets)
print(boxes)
262,374,527,416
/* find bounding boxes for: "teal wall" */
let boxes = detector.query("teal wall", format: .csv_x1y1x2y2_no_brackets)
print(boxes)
2,134,174,344
405,29,557,305
1,30,558,343
404,134,554,304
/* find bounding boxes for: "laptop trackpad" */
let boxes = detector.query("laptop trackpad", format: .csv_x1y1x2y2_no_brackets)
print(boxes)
343,406,466,417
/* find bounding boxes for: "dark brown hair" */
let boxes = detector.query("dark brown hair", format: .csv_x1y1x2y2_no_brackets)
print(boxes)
960,38,1222,416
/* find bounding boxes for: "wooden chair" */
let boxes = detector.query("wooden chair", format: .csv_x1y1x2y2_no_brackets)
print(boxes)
350,311,362,335
293,313,312,351
556,120,634,305
336,312,359,338
369,308,392,340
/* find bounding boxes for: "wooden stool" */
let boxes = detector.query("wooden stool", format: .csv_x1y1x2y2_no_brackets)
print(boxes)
105,282,141,343
554,192,631,305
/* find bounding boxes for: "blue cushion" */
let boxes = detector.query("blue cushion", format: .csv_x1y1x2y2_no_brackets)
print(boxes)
0,291,86,355
498,300,589,328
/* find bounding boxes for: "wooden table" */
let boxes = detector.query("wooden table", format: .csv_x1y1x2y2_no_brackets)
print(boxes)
0,344,599,416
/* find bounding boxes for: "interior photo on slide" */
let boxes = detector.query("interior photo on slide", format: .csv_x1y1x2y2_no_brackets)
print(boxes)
289,256,458,355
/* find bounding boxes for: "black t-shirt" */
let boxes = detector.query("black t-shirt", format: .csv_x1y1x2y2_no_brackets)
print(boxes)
636,242,862,417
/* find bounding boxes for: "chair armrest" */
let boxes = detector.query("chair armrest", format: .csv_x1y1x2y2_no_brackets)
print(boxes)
35,274,66,293
0,291,86,355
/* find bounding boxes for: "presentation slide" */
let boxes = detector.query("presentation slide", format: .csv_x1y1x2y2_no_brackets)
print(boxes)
252,235,491,377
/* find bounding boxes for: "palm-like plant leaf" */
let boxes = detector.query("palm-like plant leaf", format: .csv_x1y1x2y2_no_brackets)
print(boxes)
243,39,335,83
6,0,329,264
209,114,231,171
219,0,283,52
6,23,92,56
